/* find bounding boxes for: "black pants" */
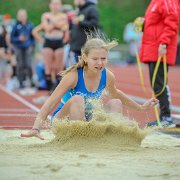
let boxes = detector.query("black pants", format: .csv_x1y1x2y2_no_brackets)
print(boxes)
73,50,81,63
14,46,33,86
148,62,171,118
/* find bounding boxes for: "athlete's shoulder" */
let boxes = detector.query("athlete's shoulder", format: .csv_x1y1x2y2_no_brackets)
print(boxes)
106,68,115,79
63,69,78,88
41,12,51,21
42,12,50,18
106,68,116,86
64,69,78,79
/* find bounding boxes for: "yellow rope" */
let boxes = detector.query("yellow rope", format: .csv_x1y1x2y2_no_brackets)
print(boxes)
135,48,147,94
151,55,167,127
152,56,167,97
135,52,167,127
133,20,167,128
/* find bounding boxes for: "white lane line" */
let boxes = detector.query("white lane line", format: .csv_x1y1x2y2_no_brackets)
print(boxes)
171,114,180,119
0,126,33,129
0,84,179,117
0,85,40,113
0,109,34,112
0,84,52,120
117,82,180,98
0,114,36,117
128,94,180,113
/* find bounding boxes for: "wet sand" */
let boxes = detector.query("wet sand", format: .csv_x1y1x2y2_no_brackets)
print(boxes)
0,116,180,180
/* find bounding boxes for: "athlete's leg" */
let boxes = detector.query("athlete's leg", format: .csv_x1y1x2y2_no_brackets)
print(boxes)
49,47,64,92
54,47,64,75
104,99,122,113
55,95,85,120
42,48,54,90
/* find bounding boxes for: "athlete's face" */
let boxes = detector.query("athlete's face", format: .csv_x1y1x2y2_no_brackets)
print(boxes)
50,0,61,12
85,48,108,73
17,10,27,24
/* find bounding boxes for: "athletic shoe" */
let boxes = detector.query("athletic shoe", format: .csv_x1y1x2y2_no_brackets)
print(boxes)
147,116,174,128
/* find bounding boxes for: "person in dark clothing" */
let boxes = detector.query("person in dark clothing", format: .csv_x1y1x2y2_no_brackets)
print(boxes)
0,25,8,82
11,9,35,88
136,0,180,127
175,40,180,65
33,0,69,93
0,25,8,50
70,0,99,62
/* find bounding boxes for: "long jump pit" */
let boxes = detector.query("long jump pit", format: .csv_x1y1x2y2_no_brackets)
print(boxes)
0,109,180,180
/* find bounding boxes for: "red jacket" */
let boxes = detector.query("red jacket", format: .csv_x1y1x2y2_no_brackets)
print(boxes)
140,0,180,65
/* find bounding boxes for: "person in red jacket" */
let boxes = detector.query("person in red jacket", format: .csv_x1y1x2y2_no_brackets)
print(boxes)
136,0,180,127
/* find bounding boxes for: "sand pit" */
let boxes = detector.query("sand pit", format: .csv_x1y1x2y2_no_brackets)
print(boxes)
0,113,180,180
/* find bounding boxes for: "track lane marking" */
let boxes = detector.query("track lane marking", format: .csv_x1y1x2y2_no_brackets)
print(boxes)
0,85,40,113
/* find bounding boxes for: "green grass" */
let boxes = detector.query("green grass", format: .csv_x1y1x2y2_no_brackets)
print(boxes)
0,0,149,42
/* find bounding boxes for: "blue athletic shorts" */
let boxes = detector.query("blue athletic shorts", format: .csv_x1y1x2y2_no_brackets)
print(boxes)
51,102,93,123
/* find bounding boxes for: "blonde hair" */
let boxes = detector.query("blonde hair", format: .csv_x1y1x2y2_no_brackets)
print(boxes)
61,37,118,76
50,0,61,3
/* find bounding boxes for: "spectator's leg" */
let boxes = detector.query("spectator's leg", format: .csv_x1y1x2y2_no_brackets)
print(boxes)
42,48,54,91
148,62,171,119
14,48,25,88
24,46,34,86
54,48,64,81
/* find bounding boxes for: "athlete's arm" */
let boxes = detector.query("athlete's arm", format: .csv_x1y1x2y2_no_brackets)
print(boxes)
106,69,158,111
32,24,43,43
41,13,54,33
21,70,78,139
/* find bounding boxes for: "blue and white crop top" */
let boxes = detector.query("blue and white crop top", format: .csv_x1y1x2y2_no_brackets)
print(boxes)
61,67,106,103
52,67,107,120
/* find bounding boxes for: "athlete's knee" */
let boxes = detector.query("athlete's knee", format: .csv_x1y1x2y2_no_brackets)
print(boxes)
70,95,84,106
109,99,122,108
105,99,122,113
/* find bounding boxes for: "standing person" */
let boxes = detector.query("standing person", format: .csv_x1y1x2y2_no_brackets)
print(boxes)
21,37,158,140
33,0,69,93
0,24,9,83
70,0,99,62
135,0,180,127
10,9,35,89
176,40,180,65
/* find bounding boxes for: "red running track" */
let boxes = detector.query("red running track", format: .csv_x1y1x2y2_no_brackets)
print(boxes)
0,64,179,129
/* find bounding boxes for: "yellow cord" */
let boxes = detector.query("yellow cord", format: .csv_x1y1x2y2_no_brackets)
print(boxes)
135,48,147,94
152,56,167,97
133,19,167,128
135,51,167,127
151,55,167,127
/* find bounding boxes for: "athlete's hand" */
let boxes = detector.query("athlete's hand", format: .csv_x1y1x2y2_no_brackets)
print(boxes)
141,98,159,111
21,129,44,140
